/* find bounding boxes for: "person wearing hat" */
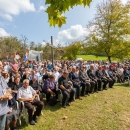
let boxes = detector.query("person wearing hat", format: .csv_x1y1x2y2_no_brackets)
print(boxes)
58,71,75,108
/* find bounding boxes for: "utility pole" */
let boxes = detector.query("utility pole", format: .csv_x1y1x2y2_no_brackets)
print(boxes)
51,36,54,68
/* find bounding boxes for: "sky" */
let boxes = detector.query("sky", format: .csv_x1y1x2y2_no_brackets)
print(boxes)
0,0,128,46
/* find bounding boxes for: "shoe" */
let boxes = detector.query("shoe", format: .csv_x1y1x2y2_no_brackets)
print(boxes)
30,120,35,125
78,97,82,100
87,93,90,96
62,105,66,108
34,118,38,123
81,94,86,97
13,127,18,130
57,99,60,102
68,102,71,106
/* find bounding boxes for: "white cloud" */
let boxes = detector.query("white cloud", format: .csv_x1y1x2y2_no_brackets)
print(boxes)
39,6,46,12
0,28,10,37
0,0,35,21
0,13,13,21
54,24,88,46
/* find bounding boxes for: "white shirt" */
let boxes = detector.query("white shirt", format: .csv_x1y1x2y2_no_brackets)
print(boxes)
105,70,109,77
17,86,36,99
117,68,124,75
53,71,60,82
4,65,10,72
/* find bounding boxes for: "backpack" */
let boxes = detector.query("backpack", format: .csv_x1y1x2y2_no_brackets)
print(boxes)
49,96,57,106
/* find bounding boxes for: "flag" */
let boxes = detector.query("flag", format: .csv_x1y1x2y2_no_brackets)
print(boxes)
23,49,29,61
6,56,8,62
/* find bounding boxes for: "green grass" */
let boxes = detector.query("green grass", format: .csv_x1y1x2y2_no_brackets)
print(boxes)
77,55,108,60
19,83,130,130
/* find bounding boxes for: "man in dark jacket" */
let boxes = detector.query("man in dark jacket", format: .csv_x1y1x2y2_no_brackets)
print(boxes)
95,66,108,90
79,65,95,94
69,66,85,98
87,64,101,92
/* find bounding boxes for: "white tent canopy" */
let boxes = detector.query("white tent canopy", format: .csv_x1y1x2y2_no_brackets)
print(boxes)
28,50,43,61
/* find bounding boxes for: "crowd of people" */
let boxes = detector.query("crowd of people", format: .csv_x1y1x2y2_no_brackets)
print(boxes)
0,59,130,130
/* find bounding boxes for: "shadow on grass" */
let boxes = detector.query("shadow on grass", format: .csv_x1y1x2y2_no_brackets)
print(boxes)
44,101,62,112
18,116,29,129
114,82,130,87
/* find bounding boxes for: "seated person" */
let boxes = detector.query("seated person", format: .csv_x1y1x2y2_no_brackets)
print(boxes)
87,64,100,92
17,79,44,125
21,68,30,82
102,65,115,88
96,66,108,90
10,76,22,100
29,76,41,94
6,95,19,130
58,71,75,108
123,66,130,80
29,76,43,101
79,65,95,94
43,75,59,103
2,72,10,84
108,66,116,88
69,66,84,99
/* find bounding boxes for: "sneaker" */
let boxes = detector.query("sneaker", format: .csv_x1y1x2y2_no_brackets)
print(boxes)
87,93,90,96
79,97,83,100
34,118,38,123
68,102,71,106
30,120,35,125
13,127,18,130
57,99,60,102
62,104,66,108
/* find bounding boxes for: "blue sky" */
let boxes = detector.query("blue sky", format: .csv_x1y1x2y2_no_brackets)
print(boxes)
0,0,128,46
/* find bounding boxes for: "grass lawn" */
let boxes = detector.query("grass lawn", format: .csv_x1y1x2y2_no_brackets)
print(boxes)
19,83,130,130
77,55,108,60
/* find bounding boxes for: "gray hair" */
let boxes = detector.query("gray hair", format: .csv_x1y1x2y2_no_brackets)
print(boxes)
23,79,29,84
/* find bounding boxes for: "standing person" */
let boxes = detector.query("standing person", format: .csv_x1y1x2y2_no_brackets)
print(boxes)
0,61,12,130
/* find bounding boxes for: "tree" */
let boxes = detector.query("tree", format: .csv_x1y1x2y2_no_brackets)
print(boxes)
0,36,24,59
45,0,92,27
62,41,83,60
84,0,130,62
29,41,35,50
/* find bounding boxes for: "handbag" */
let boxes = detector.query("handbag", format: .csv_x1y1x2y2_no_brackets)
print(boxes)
49,95,57,106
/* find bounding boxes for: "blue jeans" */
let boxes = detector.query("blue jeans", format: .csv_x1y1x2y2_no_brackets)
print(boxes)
61,88,75,106
0,114,6,130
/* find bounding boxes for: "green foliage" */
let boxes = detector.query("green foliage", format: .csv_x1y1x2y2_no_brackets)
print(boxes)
62,41,83,60
0,36,24,59
84,0,130,62
45,0,92,27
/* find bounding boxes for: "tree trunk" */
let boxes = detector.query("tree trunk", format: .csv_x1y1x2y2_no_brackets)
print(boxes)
108,56,111,63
